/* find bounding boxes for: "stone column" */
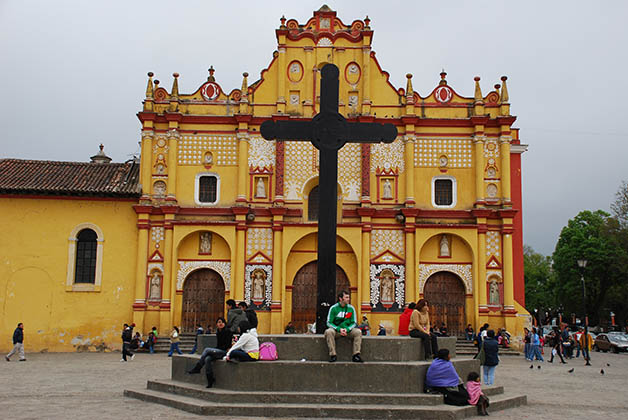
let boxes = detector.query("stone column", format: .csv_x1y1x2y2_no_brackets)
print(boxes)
140,131,153,197
404,134,415,206
361,44,371,115
236,132,249,203
357,208,375,316
166,129,179,200
502,229,515,311
474,135,485,205
270,207,286,333
277,46,287,113
500,136,512,205
132,218,149,327
161,216,174,331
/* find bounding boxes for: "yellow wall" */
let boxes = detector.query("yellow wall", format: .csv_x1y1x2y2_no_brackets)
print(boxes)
0,197,137,352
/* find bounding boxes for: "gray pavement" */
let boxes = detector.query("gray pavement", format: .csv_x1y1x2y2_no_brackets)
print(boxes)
0,349,627,419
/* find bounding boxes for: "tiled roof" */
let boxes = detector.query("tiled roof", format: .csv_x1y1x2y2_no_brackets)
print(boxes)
0,159,141,198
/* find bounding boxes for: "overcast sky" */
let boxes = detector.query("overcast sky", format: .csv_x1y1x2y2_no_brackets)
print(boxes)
1,1,627,256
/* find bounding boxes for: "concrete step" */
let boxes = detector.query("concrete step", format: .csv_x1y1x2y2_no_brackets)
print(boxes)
197,334,457,360
124,386,526,419
146,379,506,406
171,354,480,394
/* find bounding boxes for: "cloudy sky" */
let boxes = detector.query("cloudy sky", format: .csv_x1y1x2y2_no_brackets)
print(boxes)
1,1,626,256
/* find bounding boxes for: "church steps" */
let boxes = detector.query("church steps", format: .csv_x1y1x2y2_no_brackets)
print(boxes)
124,386,526,419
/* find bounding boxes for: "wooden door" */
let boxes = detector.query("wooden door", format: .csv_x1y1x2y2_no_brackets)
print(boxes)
182,268,225,333
291,262,350,333
423,271,466,337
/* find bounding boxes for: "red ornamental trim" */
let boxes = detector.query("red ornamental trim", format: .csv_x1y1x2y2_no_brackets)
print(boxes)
361,144,370,198
287,60,304,83
434,86,453,103
275,141,285,196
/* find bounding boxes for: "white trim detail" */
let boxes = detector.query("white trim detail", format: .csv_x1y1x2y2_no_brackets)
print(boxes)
177,260,231,291
369,264,405,307
431,175,457,209
418,264,472,294
66,223,104,292
510,144,529,154
194,172,221,206
244,264,273,307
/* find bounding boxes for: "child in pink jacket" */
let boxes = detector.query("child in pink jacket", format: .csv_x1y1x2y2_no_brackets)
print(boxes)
466,372,489,416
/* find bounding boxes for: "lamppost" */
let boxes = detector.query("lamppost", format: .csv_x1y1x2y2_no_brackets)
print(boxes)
577,259,591,366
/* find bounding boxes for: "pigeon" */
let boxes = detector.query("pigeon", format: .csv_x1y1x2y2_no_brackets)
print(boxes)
600,369,605,375
606,363,610,366
530,365,534,369
537,366,541,370
568,368,574,373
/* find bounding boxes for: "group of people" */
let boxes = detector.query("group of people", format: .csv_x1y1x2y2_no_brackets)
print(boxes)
119,324,159,361
397,299,440,359
523,327,545,361
524,325,593,364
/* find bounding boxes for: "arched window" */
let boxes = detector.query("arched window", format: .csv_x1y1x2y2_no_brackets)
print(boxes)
308,186,319,221
75,229,97,283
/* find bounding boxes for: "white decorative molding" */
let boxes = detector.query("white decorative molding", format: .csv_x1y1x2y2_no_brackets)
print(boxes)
244,264,273,307
371,229,405,259
338,143,361,201
177,260,231,291
66,223,104,292
178,135,237,165
486,231,501,257
414,138,473,168
418,264,472,294
147,263,164,275
248,137,276,168
369,264,405,307
317,37,333,47
431,175,457,209
371,138,405,173
151,227,164,248
246,228,273,259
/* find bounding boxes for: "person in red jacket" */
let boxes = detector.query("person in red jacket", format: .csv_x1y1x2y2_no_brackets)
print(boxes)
398,302,416,336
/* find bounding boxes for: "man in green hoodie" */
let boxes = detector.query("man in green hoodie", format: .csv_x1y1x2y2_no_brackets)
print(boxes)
324,290,363,362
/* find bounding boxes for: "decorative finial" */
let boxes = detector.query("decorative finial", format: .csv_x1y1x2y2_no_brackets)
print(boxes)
90,144,112,164
241,72,249,93
145,72,154,98
208,66,215,82
500,76,509,103
439,69,447,85
364,15,370,28
405,73,413,96
171,72,179,97
154,79,160,88
474,76,482,102
280,15,286,28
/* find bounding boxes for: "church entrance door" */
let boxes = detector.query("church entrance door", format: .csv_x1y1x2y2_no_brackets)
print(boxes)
423,271,466,337
182,268,225,333
291,262,350,333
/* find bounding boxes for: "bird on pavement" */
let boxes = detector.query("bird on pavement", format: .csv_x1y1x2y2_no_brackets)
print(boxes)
600,369,605,375
530,365,534,369
568,368,574,373
606,363,610,366
537,366,541,370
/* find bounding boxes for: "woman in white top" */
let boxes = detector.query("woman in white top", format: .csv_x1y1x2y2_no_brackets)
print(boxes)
226,320,259,362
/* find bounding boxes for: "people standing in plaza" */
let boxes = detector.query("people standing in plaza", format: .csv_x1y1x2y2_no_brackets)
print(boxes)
578,328,593,365
481,330,499,385
324,290,363,363
398,302,415,336
226,299,247,334
358,315,371,335
5,322,26,361
189,324,204,354
167,326,183,356
225,320,259,363
530,327,544,361
188,317,233,388
408,299,438,360
523,328,531,361
120,323,135,362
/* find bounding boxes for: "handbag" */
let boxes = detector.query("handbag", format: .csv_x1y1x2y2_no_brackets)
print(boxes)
474,342,486,364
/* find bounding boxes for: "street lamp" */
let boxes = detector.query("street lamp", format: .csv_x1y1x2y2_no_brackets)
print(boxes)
577,259,591,366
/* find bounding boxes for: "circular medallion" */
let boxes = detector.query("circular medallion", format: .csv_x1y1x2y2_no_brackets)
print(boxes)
311,111,348,151
200,82,221,101
488,158,495,165
288,60,304,83
434,86,453,103
157,139,166,147
345,62,361,85
439,155,448,167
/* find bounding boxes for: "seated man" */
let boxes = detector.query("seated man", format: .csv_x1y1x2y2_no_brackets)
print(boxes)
324,290,363,363
425,349,469,406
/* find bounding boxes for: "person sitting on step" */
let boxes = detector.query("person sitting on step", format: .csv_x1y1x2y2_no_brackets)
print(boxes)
225,320,259,363
425,349,469,406
324,290,363,363
466,371,489,416
408,299,439,360
188,317,233,388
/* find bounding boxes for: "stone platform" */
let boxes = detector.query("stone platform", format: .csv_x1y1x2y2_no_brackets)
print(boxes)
125,335,526,418
197,334,457,361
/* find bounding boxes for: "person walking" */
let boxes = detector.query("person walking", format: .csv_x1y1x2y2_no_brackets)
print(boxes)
167,326,183,357
5,323,26,362
578,329,593,365
548,328,566,364
481,330,499,386
189,324,204,354
120,323,135,362
523,327,531,361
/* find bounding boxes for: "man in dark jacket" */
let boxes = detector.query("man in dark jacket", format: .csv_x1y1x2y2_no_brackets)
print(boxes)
226,299,248,333
481,330,499,385
121,323,135,362
6,323,26,361
238,301,258,330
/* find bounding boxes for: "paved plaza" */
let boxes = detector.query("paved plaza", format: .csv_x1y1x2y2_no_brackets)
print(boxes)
1,349,627,419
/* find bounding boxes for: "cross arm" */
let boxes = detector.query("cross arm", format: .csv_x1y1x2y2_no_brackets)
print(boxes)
346,122,397,144
260,120,313,141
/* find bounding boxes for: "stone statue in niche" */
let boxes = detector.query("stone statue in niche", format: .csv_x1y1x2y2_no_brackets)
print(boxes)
382,179,393,199
380,269,395,303
153,181,166,196
489,280,500,305
348,95,358,107
251,268,266,301
149,271,162,300
439,235,450,257
255,177,267,198
199,232,212,254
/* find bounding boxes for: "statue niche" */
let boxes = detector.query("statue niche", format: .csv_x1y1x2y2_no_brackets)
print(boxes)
251,268,267,302
379,268,395,306
439,235,451,257
488,278,501,306
199,232,212,254
148,270,162,300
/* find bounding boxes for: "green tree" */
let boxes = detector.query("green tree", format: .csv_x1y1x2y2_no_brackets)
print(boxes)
610,180,628,228
524,245,555,318
552,210,625,325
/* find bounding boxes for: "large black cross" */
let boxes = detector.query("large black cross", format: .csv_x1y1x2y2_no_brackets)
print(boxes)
261,64,397,333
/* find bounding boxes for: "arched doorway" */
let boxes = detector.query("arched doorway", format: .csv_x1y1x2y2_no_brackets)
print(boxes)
291,262,350,333
182,268,225,332
423,271,466,337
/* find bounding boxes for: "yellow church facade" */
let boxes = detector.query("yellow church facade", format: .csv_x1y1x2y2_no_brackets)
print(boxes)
0,7,529,352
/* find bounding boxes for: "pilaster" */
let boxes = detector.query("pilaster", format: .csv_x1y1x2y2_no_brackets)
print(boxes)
403,134,415,206
236,132,249,203
270,207,286,333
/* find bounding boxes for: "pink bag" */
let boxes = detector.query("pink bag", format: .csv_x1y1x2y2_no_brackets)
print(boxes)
259,342,278,360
